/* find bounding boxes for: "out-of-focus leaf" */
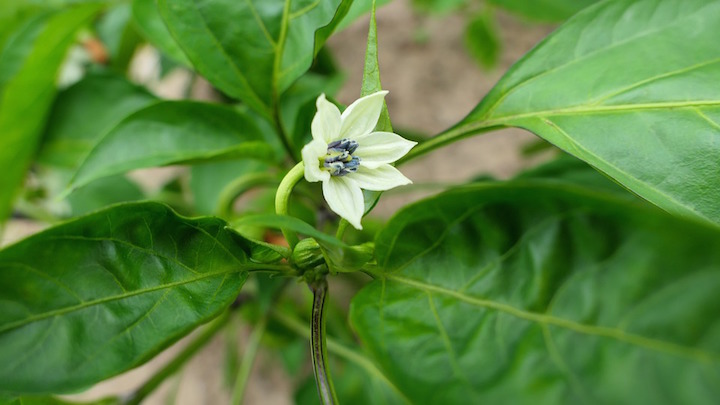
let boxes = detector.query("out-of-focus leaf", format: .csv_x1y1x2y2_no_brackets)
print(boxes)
95,3,141,71
130,0,189,66
38,72,156,170
0,4,101,223
489,0,599,22
0,202,255,394
464,12,500,69
156,0,348,118
281,72,345,159
351,182,720,404
411,0,465,14
417,0,720,227
190,160,273,216
68,101,275,192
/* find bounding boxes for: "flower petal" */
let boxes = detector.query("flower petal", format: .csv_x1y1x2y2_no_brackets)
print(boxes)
302,139,330,182
351,164,412,191
353,131,417,169
339,90,388,140
323,176,364,229
311,94,341,143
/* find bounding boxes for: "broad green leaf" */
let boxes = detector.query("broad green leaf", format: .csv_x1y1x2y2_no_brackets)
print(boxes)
156,0,347,118
130,0,189,66
464,12,500,69
488,0,599,22
351,182,720,404
0,202,252,393
68,101,275,192
425,0,720,227
65,174,144,216
0,4,101,223
38,72,156,170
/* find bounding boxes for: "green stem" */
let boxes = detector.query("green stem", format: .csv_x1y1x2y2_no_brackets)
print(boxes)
275,161,305,248
124,311,231,405
335,219,349,241
230,314,268,405
397,124,504,165
217,172,279,218
271,308,411,404
309,279,338,405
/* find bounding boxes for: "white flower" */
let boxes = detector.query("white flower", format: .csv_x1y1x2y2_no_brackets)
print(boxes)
301,91,416,230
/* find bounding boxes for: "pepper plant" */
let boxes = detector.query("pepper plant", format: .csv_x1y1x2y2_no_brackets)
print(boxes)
1,0,719,404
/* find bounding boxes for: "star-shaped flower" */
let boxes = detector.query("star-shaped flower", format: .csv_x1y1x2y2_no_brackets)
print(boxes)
301,91,416,230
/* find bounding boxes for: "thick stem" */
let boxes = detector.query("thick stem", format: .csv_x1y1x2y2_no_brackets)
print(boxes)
309,279,338,405
123,311,230,405
274,161,305,248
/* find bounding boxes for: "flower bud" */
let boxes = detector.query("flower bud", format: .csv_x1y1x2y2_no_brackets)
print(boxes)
291,238,325,270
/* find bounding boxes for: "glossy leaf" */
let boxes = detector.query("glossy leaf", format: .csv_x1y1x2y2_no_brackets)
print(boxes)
0,4,101,223
0,202,252,393
157,0,347,118
351,182,720,404
431,0,720,227
130,0,189,66
68,101,275,192
488,0,599,22
38,72,156,170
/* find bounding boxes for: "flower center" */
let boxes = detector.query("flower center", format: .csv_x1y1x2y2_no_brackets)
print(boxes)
322,138,360,177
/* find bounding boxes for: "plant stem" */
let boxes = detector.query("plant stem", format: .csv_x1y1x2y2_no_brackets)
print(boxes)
335,219,349,241
274,161,305,248
230,314,268,405
309,279,338,405
271,308,411,404
124,311,231,405
216,172,279,218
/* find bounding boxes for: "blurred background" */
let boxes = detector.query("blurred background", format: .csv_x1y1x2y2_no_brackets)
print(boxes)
2,0,566,403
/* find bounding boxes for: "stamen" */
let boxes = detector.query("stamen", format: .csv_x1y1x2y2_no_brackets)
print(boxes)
323,139,361,176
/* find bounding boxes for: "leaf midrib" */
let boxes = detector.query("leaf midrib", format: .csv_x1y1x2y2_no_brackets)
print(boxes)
0,268,244,334
386,274,720,364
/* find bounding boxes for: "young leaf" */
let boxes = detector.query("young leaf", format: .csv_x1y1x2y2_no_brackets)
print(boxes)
417,0,720,228
67,101,275,192
351,182,720,404
0,202,253,394
0,4,101,223
156,0,348,118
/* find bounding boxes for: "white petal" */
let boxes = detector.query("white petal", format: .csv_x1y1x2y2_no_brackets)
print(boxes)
302,139,330,182
323,176,364,230
350,164,412,191
311,94,341,143
353,131,417,169
339,90,388,140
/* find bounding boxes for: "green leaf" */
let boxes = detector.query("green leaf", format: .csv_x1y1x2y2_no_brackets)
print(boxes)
95,3,142,72
38,72,156,170
190,160,274,216
0,4,101,223
68,101,275,192
425,0,720,227
130,0,189,66
156,0,347,118
0,202,252,394
351,182,720,404
464,12,500,69
488,0,599,22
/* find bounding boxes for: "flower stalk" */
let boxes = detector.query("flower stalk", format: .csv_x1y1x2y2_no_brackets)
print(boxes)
274,161,306,248
309,278,338,405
